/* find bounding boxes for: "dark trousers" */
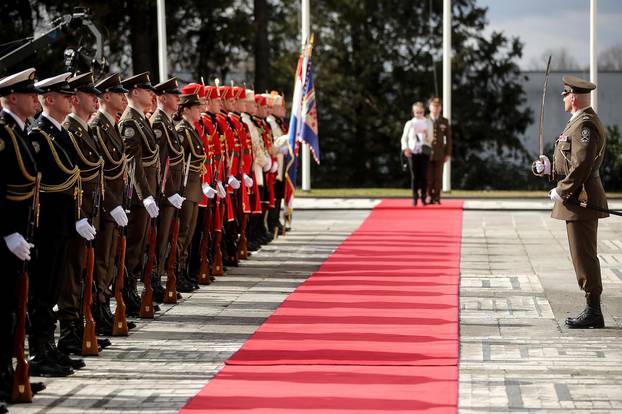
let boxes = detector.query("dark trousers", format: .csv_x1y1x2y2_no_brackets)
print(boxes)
427,159,445,202
566,220,602,295
407,154,430,200
0,249,19,393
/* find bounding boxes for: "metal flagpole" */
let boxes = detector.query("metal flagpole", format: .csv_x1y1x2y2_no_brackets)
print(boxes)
301,0,311,191
590,0,598,112
157,0,168,83
442,0,452,192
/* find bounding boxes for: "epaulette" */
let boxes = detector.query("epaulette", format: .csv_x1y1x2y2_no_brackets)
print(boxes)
582,115,591,121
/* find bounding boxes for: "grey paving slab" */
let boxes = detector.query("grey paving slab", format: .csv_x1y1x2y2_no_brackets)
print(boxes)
460,210,622,413
8,210,369,414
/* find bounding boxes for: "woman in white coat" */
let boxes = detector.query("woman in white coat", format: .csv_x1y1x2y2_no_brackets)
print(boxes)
401,102,433,205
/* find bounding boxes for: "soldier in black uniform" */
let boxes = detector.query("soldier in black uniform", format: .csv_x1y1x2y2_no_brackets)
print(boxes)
90,74,131,333
0,68,44,409
29,73,92,376
57,72,104,355
119,72,160,315
150,78,193,298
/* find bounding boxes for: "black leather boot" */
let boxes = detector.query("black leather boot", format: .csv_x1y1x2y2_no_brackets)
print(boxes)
46,339,85,369
565,293,605,329
28,336,74,377
93,303,113,336
57,320,82,355
175,266,194,293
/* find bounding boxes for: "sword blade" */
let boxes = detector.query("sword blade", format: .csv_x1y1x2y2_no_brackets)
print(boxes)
538,55,552,156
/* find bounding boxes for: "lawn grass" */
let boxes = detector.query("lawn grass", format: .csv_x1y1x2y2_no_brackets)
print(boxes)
295,188,622,199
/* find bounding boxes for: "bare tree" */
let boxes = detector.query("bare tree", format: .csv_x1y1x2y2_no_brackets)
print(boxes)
599,45,622,71
528,48,581,71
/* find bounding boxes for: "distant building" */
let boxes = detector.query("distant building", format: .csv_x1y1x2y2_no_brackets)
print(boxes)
519,71,622,156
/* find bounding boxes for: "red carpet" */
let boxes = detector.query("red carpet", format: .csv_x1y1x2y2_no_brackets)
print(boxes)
180,199,463,413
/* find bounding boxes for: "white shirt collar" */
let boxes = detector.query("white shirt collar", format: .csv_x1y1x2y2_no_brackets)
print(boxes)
41,112,63,131
99,108,117,126
67,113,90,131
2,108,26,131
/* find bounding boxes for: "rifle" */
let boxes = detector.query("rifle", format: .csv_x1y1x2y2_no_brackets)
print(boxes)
112,160,133,336
11,173,41,403
82,186,101,356
212,148,225,276
139,160,168,318
164,153,191,303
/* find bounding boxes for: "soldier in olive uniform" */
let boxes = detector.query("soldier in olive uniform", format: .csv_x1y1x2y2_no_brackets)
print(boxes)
90,74,131,334
175,94,206,284
57,72,104,355
151,78,193,297
29,73,93,376
0,68,43,405
533,75,608,329
119,72,160,315
426,97,451,204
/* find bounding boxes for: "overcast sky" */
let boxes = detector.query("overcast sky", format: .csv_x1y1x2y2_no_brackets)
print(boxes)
477,0,622,69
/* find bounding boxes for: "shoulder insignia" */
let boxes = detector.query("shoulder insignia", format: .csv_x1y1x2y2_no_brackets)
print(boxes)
0,138,4,152
124,127,136,138
154,128,163,139
582,115,590,121
580,127,590,144
32,141,40,153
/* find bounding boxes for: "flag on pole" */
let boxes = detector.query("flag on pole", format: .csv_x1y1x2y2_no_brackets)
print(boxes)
299,57,319,164
284,49,305,212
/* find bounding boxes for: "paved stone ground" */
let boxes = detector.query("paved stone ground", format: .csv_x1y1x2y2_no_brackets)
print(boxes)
460,210,622,413
8,210,369,414
8,200,622,413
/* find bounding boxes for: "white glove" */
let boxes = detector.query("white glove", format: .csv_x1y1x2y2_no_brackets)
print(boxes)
279,145,289,155
75,218,96,241
202,183,217,199
243,174,253,188
110,205,128,227
227,175,241,190
216,181,226,198
4,232,34,261
143,195,159,218
269,160,278,173
549,188,563,202
534,155,551,176
263,156,272,172
167,193,185,209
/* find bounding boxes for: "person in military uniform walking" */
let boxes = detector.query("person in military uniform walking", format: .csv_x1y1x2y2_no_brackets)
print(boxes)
0,68,44,407
90,73,130,334
29,73,93,376
533,75,608,329
119,72,160,315
57,72,104,355
151,78,193,297
426,97,451,204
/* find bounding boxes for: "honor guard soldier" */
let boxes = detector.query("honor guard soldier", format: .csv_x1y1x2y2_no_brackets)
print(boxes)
151,78,193,296
265,93,288,234
57,72,105,355
0,68,43,406
119,72,160,316
533,75,608,329
90,74,131,334
29,73,90,376
426,97,451,204
175,94,207,288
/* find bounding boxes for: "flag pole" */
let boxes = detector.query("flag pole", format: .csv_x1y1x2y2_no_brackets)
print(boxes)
590,0,598,112
442,0,452,192
157,0,168,83
301,0,311,191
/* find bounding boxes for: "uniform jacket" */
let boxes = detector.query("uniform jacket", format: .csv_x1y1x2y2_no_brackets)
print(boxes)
0,110,38,239
63,114,102,225
119,106,159,207
150,109,184,206
176,119,206,204
89,110,126,219
29,115,79,236
552,106,608,221
428,115,452,161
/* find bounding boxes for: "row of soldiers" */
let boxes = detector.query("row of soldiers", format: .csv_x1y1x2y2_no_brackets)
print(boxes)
0,67,290,411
